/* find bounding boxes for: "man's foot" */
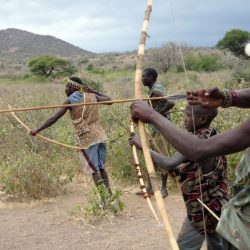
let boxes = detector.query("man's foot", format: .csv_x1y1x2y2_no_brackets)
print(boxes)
161,188,168,198
99,196,106,209
136,189,154,196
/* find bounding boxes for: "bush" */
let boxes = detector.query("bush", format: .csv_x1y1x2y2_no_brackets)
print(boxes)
0,84,78,199
184,54,222,72
0,151,74,199
82,77,105,93
72,185,125,223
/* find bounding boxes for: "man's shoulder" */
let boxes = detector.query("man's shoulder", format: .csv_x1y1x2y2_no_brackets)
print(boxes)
152,83,166,93
68,91,84,104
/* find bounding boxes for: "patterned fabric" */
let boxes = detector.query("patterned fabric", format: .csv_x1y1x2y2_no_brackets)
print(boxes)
69,92,107,149
216,148,250,250
179,128,229,234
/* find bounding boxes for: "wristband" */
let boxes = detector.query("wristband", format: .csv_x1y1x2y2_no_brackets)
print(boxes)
221,89,232,108
231,90,238,106
221,89,238,108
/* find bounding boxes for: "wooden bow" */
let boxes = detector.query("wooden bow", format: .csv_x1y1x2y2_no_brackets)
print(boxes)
130,121,161,225
134,1,178,249
8,105,86,150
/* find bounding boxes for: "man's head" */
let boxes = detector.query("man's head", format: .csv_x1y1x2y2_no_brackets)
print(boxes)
65,76,85,96
184,104,218,132
142,68,158,88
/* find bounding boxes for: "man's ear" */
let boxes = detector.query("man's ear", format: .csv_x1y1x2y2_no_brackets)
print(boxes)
200,115,209,125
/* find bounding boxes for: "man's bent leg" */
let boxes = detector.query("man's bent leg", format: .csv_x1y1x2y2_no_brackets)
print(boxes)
177,217,204,250
92,171,103,187
98,143,112,195
100,169,112,195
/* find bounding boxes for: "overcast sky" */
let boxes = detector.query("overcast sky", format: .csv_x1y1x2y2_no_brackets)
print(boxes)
1,0,249,53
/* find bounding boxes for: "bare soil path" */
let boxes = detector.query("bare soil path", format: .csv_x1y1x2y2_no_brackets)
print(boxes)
0,177,203,250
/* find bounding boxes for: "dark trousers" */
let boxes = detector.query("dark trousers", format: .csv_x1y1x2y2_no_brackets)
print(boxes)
177,217,223,250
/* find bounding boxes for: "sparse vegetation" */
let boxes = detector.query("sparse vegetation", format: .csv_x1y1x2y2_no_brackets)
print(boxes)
0,30,249,202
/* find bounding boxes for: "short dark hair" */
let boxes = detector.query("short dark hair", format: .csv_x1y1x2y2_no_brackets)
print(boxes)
143,68,158,80
188,105,218,125
69,76,83,85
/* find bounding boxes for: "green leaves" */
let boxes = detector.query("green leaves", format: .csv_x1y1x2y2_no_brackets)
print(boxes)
28,55,76,77
217,29,250,58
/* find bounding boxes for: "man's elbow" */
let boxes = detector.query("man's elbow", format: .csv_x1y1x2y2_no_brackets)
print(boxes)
105,97,112,105
185,148,205,162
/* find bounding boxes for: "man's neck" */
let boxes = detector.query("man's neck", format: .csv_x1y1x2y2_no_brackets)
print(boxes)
148,82,155,89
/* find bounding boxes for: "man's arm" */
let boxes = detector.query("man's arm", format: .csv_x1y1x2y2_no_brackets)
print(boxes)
129,134,186,170
84,85,112,104
96,94,112,104
130,100,250,161
151,89,175,114
160,99,175,114
187,87,250,108
30,100,69,136
150,150,186,170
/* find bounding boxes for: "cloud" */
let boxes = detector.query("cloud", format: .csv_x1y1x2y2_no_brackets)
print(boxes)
0,0,249,52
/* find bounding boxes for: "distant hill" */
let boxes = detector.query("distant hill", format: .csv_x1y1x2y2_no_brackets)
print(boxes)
0,28,93,61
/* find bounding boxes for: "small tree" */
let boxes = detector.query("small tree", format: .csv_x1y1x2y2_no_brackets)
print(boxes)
216,29,250,58
28,55,76,77
146,42,181,73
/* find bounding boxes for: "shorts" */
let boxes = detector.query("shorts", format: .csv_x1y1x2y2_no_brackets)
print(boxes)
79,142,107,174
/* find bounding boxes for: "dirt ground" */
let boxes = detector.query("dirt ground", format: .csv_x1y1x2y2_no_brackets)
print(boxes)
0,177,206,250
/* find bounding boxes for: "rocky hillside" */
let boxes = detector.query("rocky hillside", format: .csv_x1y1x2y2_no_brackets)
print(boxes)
0,28,93,61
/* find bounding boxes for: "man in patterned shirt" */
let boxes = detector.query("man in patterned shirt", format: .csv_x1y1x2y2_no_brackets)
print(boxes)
130,104,228,250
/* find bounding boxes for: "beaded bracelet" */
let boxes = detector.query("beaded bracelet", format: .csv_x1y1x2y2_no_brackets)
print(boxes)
221,89,238,108
221,89,232,108
231,90,238,106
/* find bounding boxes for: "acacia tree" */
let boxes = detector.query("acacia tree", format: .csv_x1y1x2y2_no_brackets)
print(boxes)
216,29,250,58
28,55,76,77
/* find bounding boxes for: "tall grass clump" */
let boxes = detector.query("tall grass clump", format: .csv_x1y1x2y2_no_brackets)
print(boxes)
0,84,79,199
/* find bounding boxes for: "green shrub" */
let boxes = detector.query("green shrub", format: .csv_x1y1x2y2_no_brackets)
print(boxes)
0,84,78,199
72,185,125,223
185,54,222,72
0,150,75,199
